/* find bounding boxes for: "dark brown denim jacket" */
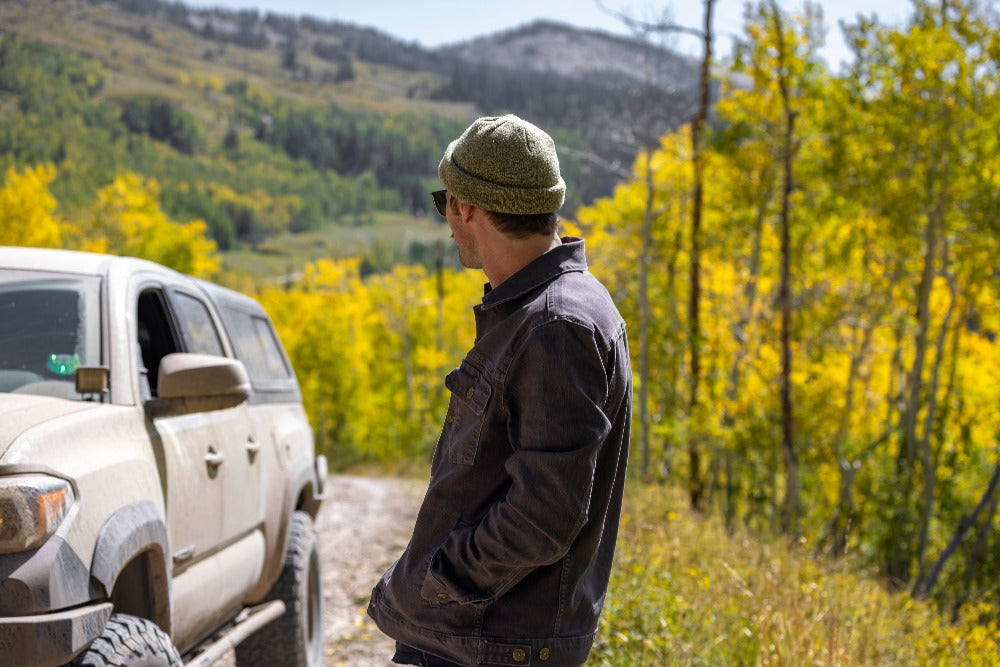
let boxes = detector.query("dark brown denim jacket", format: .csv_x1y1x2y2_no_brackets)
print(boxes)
368,238,632,666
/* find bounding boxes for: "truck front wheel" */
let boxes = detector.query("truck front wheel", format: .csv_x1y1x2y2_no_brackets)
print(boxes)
70,613,182,667
236,510,324,667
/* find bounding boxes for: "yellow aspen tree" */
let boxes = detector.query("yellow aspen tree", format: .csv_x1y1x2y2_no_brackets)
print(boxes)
842,0,999,591
77,172,220,277
0,164,62,248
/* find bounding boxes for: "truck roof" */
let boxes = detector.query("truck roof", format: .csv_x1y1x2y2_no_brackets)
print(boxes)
0,246,164,278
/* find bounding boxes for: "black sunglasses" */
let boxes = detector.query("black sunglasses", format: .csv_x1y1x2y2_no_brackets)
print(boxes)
431,190,448,217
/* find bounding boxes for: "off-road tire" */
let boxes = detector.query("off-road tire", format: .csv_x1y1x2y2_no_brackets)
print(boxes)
235,510,324,667
69,612,181,667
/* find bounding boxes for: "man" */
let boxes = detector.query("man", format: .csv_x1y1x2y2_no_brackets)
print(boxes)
368,114,632,667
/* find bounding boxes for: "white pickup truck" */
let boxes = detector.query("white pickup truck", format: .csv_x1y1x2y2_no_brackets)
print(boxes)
0,246,327,666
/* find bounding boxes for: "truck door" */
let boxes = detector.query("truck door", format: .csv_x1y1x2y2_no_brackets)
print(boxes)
167,289,263,549
138,283,264,644
137,286,223,570
137,284,228,646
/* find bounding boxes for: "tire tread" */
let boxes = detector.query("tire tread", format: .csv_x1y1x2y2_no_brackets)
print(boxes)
70,613,181,667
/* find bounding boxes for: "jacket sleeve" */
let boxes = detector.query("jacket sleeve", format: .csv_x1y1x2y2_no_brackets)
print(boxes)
421,318,612,605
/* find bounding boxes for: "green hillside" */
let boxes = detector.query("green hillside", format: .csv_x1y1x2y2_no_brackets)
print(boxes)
0,0,476,277
0,0,689,280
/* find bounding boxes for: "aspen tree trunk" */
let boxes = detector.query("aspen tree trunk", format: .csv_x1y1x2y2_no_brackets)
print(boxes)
769,0,798,536
722,197,766,528
639,146,654,479
662,224,685,478
889,187,939,586
687,0,713,510
598,0,711,487
435,240,444,351
821,258,899,556
402,327,414,418
912,263,955,593
824,323,874,555
911,4,961,584
934,303,965,449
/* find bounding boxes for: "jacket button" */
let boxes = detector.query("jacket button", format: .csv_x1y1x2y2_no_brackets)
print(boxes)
512,648,526,662
466,387,475,399
436,593,450,602
538,647,551,661
446,409,455,423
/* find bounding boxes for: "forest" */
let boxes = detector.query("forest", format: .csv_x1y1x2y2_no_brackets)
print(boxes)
0,0,662,243
0,32,465,250
1,0,998,661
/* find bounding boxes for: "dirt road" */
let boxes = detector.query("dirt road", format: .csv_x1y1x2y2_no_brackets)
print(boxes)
208,475,425,667
317,475,427,666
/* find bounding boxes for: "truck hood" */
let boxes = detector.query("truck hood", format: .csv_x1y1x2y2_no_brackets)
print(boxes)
0,394,101,461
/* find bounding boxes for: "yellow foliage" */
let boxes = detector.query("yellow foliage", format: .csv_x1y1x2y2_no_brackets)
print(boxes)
191,181,299,237
259,258,483,464
0,164,62,248
193,72,224,92
576,3,999,626
76,172,220,277
0,165,221,279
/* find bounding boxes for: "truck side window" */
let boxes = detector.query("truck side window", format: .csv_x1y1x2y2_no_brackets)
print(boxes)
137,289,180,398
172,292,224,357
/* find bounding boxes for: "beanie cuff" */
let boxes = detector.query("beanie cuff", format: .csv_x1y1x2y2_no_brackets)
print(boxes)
439,151,566,215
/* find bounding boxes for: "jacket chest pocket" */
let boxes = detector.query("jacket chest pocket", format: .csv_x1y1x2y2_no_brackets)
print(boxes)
441,363,492,465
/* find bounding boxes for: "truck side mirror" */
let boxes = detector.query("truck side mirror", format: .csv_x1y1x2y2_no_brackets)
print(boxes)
146,353,250,416
75,366,109,396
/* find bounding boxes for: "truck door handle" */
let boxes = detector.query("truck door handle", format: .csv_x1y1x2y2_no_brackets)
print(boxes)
246,437,261,463
205,447,224,477
173,545,195,564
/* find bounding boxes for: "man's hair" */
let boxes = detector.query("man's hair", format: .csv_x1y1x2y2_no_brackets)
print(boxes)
448,195,559,238
486,210,560,238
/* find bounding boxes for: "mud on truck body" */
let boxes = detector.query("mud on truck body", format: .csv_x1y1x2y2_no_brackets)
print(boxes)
0,247,327,666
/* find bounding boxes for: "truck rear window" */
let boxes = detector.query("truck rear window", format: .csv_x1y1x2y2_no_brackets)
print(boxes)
222,307,292,383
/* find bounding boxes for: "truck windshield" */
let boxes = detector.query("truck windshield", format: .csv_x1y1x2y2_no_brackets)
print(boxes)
0,271,102,400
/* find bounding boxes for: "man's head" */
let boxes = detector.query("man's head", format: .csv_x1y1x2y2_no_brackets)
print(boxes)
438,114,565,238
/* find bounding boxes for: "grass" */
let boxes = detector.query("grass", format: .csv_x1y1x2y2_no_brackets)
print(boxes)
593,482,999,666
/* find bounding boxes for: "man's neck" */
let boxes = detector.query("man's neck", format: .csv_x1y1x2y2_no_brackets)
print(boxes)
482,234,562,288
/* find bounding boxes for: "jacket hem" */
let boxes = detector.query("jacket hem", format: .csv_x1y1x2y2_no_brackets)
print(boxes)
369,586,596,666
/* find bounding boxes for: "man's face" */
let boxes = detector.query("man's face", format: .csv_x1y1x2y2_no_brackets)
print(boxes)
446,193,482,270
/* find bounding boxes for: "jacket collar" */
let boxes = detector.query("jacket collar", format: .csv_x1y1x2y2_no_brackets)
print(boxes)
478,237,588,310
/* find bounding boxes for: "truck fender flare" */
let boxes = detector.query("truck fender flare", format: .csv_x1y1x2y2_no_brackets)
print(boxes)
268,461,319,575
289,458,323,519
91,500,172,631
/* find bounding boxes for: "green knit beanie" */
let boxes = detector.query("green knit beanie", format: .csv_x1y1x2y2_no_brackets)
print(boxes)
438,114,566,215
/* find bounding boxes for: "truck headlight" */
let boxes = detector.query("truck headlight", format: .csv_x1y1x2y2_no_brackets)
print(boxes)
0,475,75,554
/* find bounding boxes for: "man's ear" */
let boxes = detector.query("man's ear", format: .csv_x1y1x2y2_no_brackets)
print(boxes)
459,200,476,224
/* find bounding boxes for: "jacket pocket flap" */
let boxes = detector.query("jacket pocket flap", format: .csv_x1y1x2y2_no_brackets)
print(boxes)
445,365,491,416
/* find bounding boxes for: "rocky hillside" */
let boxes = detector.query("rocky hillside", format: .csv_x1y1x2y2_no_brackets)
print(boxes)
93,0,703,162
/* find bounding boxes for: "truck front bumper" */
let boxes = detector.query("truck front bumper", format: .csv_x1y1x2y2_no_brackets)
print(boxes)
0,602,112,667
